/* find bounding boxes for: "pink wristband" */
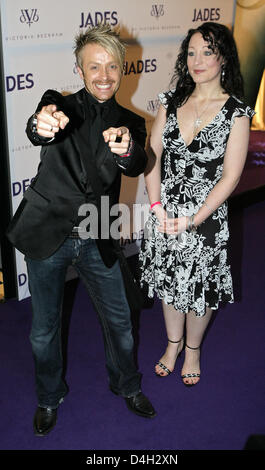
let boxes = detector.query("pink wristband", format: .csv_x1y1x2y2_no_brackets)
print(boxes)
150,201,161,210
119,152,130,157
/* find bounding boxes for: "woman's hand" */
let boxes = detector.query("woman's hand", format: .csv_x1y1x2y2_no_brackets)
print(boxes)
152,205,189,235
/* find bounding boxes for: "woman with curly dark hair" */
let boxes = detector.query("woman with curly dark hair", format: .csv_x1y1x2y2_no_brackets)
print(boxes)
140,22,254,386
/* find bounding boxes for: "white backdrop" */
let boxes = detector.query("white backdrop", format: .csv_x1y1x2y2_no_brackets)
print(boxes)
0,0,236,299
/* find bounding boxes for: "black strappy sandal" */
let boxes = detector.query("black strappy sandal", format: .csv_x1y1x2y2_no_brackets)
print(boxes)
155,337,183,377
181,344,201,386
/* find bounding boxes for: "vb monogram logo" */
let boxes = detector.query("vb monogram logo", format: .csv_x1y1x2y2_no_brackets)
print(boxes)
147,99,160,113
151,4,164,18
20,9,39,27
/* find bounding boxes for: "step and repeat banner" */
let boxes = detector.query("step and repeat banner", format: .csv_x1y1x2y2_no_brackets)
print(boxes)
0,0,236,300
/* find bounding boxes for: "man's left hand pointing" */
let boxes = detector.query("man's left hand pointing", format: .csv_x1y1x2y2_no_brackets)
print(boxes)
103,127,131,155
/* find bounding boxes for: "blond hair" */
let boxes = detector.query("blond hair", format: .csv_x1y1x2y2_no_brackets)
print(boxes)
74,24,125,72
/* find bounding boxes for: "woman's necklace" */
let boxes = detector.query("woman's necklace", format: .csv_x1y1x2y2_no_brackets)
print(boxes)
193,99,212,135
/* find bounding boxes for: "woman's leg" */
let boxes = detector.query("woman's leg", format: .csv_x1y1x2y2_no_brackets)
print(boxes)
155,301,185,376
181,307,213,385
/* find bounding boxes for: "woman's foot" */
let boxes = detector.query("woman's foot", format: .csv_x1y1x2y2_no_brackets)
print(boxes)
181,345,201,386
155,337,184,377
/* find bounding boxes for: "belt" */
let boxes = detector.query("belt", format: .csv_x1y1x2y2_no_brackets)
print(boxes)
68,227,84,239
68,226,92,239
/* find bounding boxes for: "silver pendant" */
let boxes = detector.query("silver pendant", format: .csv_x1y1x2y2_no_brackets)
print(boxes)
194,118,202,128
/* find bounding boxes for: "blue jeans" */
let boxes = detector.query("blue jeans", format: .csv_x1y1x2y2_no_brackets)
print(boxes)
26,237,142,408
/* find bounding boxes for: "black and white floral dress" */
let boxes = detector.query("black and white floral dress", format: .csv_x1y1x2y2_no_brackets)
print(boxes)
139,91,255,316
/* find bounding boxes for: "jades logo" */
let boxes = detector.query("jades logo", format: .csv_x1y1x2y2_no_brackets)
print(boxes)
6,73,34,92
192,8,221,22
12,178,34,196
80,11,118,28
18,273,27,287
124,59,157,75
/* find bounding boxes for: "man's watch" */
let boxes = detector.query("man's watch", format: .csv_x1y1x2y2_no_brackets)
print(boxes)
31,113,39,134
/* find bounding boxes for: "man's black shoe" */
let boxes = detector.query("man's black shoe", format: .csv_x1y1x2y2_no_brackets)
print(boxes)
33,406,57,436
125,392,156,418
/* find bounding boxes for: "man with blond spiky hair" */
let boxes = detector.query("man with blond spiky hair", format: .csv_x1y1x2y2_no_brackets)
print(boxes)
7,24,156,436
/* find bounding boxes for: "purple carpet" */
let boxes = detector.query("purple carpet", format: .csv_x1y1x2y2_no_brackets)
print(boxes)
0,199,264,451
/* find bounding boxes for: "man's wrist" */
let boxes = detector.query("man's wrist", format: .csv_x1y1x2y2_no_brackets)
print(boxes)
29,112,54,142
119,137,133,157
31,113,39,134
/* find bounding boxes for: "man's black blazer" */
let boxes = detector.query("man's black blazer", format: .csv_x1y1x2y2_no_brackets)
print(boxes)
7,88,147,266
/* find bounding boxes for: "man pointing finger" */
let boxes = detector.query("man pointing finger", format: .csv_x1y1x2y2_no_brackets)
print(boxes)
7,24,156,437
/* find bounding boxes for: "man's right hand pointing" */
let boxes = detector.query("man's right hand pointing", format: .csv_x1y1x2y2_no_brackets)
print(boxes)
34,104,69,138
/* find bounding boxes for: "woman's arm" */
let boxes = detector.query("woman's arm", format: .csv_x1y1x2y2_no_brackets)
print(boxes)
144,104,167,220
194,115,250,227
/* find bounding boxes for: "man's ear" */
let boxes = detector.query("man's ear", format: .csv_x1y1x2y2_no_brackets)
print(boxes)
77,66,84,80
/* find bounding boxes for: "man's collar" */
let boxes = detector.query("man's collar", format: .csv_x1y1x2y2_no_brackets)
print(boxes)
84,90,116,109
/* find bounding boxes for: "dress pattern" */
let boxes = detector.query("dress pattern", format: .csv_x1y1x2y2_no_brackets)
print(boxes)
139,92,255,316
